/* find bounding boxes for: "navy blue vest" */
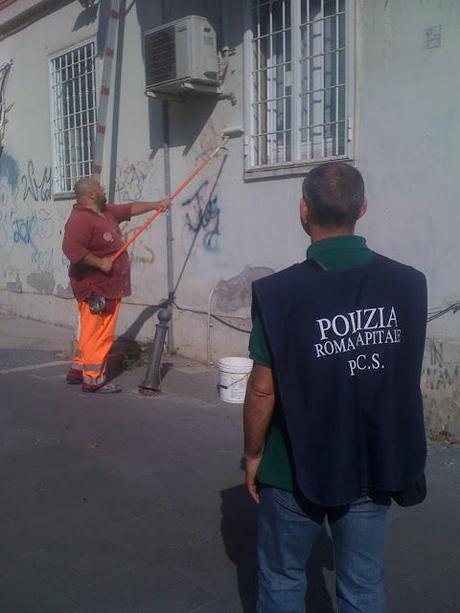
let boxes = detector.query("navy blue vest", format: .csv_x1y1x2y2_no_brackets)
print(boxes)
252,254,427,506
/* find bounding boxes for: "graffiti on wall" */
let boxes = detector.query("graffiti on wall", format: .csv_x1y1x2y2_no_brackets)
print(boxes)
0,151,60,294
182,173,221,252
21,160,52,203
114,159,163,268
121,223,155,267
422,339,460,435
0,61,13,149
115,159,162,203
182,179,221,252
180,118,228,255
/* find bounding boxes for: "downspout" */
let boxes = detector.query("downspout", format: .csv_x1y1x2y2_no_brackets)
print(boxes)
162,0,175,353
220,0,230,48
108,0,126,203
92,0,122,182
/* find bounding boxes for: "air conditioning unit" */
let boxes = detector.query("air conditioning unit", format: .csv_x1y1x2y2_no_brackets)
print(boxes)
144,15,219,97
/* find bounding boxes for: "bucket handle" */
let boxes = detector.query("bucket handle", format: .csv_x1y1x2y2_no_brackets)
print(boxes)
217,373,249,390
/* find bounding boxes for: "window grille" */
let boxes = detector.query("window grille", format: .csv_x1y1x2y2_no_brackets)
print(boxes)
50,41,97,194
247,0,352,170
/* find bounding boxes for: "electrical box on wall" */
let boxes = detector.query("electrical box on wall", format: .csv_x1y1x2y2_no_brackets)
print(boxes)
144,15,218,97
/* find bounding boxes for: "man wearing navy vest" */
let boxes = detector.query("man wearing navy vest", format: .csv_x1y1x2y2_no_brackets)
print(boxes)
244,162,427,613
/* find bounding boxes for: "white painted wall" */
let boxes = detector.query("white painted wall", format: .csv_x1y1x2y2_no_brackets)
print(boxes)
0,0,459,433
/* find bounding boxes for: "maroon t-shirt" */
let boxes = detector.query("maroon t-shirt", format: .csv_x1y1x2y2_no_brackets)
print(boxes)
62,203,132,302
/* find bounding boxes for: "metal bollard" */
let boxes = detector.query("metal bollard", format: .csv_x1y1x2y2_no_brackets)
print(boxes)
139,305,172,394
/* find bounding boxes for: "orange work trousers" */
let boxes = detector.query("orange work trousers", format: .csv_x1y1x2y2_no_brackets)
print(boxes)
70,300,121,391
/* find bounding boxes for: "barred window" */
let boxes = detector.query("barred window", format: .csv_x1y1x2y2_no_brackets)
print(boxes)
245,0,353,171
49,41,97,194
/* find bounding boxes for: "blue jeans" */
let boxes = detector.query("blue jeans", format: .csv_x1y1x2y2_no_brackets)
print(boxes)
257,487,389,613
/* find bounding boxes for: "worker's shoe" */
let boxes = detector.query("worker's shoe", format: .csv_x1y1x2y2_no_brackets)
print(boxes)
66,368,83,384
82,383,122,394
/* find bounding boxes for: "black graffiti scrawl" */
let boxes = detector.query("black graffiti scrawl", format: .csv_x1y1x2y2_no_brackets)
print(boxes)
21,160,52,203
0,60,13,150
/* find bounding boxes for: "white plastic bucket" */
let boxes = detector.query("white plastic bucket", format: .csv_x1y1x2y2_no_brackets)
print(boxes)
217,357,253,404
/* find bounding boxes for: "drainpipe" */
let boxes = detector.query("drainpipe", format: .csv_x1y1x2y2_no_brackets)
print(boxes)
220,0,229,48
108,0,126,203
162,0,175,353
92,0,122,182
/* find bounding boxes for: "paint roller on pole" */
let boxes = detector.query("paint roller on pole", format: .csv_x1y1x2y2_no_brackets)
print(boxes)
110,133,236,263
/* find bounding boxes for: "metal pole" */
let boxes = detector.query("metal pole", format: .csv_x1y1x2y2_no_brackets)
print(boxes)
161,0,175,354
162,100,175,353
139,306,172,394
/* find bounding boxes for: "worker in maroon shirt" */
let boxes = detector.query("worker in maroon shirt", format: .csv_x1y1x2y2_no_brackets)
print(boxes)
62,178,170,393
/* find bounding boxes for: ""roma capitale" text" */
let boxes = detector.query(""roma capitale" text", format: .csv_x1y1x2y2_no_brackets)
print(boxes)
315,307,401,358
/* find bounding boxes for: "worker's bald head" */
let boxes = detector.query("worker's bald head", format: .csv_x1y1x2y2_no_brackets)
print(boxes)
74,177,107,210
75,177,98,199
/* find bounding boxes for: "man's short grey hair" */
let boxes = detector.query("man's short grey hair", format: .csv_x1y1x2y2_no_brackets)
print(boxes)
302,163,365,228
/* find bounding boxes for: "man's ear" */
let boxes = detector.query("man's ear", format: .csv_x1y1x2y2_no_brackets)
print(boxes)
300,197,311,236
300,197,309,223
358,197,368,220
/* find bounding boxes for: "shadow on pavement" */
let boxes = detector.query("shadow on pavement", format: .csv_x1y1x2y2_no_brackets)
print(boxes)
220,484,257,612
220,484,336,613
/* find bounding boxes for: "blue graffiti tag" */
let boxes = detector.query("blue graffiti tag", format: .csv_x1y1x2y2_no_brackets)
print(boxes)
183,182,221,252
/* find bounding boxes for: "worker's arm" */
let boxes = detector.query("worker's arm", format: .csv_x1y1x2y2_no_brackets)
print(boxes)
80,253,113,274
129,199,172,217
243,364,276,503
63,220,111,273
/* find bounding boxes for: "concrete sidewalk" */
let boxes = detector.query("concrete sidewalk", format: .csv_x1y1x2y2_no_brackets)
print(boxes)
0,314,459,613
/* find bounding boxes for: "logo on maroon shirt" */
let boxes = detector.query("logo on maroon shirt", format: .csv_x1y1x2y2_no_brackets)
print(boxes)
103,232,114,243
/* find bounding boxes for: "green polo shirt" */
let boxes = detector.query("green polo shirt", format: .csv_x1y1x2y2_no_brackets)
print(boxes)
249,235,375,491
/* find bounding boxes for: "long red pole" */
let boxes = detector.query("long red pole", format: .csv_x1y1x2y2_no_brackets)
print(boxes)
111,142,225,262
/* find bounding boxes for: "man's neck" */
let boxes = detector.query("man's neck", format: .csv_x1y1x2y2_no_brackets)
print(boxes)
309,225,354,244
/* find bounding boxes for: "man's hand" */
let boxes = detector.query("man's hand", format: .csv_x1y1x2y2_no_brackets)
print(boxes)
157,198,172,211
80,252,113,273
98,256,113,275
245,455,262,503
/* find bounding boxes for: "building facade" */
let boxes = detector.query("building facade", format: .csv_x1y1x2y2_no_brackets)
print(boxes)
0,0,459,435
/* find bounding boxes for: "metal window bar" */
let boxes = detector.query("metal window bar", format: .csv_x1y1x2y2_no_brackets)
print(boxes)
320,0,325,158
282,0,287,161
299,82,345,96
268,2,275,162
251,0,292,166
300,8,344,27
255,93,291,106
63,53,71,192
335,0,339,155
256,3,262,164
253,26,291,40
250,0,347,168
299,0,346,162
300,46,346,64
50,41,96,194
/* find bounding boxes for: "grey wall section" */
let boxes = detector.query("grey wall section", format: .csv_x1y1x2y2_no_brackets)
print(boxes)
0,0,459,435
